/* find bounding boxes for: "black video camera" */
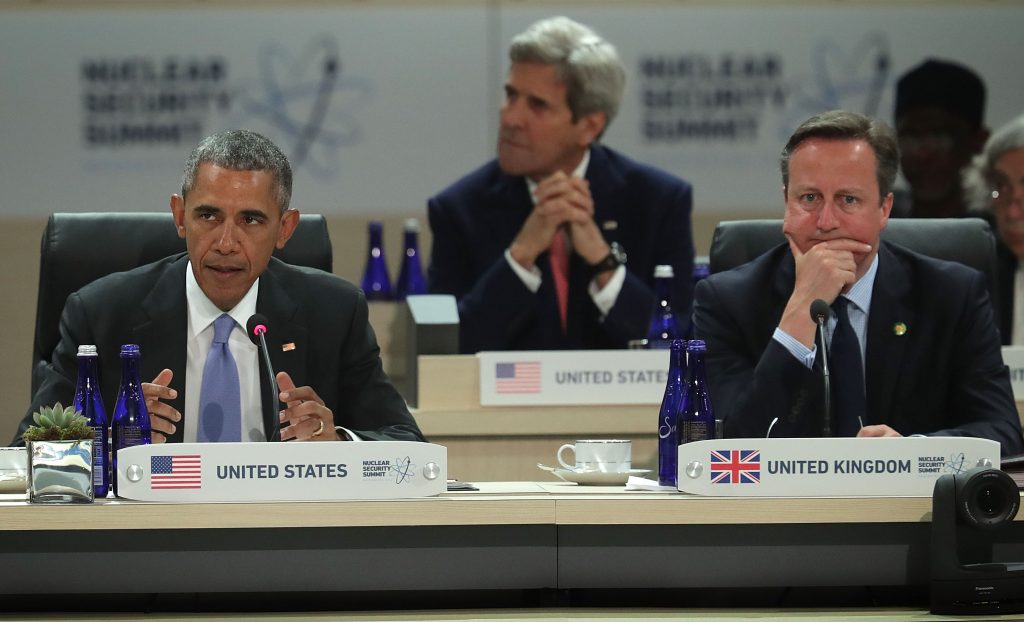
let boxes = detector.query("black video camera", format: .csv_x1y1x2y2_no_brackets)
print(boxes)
930,467,1024,614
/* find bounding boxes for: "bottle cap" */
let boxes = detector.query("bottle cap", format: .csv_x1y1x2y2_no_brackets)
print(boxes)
403,218,420,233
119,344,141,356
77,344,98,356
654,265,674,279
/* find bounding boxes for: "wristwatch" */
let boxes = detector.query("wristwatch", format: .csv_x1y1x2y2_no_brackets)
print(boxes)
587,242,626,278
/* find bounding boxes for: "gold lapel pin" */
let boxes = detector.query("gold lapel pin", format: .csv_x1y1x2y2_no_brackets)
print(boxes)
282,342,296,352
893,322,907,336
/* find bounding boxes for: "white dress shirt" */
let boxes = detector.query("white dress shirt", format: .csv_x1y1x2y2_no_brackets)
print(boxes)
1013,264,1024,345
184,262,264,442
504,150,626,317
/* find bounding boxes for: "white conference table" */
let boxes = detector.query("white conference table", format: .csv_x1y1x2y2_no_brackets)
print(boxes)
3,482,1023,612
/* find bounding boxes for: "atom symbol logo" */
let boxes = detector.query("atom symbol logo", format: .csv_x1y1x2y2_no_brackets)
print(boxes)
943,452,967,475
783,32,891,138
391,456,416,484
230,34,371,180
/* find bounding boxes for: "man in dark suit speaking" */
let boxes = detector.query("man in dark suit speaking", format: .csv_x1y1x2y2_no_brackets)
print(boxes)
428,16,694,353
694,110,1023,455
19,129,424,445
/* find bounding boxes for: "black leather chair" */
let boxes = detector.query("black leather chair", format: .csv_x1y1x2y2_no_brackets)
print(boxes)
32,212,333,394
709,216,997,289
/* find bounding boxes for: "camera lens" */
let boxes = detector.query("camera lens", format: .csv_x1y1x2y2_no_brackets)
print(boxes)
975,484,1008,518
957,468,1020,529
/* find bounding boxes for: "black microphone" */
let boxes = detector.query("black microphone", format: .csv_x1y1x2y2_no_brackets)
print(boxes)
246,313,282,442
809,299,832,438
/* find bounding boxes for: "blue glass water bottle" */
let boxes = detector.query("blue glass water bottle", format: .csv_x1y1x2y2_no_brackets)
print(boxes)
657,339,687,486
647,265,681,348
395,218,427,300
73,344,109,498
678,339,714,444
111,344,151,497
360,220,393,301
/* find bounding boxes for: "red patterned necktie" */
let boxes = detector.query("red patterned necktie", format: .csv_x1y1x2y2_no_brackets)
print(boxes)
549,229,570,334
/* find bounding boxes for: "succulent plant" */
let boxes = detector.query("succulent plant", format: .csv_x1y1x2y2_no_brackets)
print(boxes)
21,402,94,442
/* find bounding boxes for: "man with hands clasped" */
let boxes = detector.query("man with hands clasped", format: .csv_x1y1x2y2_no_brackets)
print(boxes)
428,16,694,352
694,110,1023,455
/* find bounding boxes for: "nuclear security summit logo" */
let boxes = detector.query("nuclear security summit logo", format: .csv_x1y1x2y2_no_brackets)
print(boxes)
79,33,368,181
362,456,417,485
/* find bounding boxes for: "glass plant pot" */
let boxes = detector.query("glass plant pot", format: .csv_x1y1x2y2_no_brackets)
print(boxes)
27,440,94,503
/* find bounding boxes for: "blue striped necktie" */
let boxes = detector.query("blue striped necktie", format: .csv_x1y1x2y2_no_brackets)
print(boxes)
830,297,865,437
197,313,242,442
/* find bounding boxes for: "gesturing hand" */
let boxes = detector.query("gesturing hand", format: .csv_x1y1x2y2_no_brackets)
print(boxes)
143,368,180,443
276,371,342,442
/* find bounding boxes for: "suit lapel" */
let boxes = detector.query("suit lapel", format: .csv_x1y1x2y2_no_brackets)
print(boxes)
255,261,308,439
865,243,913,425
135,256,189,442
585,145,624,235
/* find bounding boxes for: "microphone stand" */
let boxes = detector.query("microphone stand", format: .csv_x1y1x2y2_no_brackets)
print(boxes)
255,329,282,442
247,314,282,443
815,314,831,438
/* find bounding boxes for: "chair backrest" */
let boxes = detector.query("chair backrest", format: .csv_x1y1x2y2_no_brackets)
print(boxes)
32,212,333,394
708,217,1000,311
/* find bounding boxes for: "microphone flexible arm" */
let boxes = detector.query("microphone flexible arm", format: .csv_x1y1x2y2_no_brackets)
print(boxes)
810,299,832,438
247,314,282,442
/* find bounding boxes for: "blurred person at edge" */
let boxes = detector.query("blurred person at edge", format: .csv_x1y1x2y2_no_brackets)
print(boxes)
891,59,990,219
964,114,1024,345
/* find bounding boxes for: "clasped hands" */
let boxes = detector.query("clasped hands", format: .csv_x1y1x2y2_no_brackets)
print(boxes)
143,369,343,443
508,171,610,278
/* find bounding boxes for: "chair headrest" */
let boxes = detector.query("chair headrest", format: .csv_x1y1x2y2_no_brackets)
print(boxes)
32,212,332,394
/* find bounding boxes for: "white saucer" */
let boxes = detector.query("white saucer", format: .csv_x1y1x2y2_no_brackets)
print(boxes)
537,463,650,486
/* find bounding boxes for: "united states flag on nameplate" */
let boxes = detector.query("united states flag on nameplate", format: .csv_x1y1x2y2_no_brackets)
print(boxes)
495,362,541,394
151,455,202,489
709,449,760,484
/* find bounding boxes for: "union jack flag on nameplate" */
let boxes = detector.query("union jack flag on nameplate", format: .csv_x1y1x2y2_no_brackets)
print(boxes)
710,449,760,484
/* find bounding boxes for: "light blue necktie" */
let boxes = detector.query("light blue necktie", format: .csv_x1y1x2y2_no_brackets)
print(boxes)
197,313,241,442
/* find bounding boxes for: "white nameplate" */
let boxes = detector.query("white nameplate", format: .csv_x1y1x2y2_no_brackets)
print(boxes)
677,437,1000,497
115,441,446,502
1002,346,1024,400
478,349,669,406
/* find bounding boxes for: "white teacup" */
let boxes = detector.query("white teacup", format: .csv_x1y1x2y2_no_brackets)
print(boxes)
557,439,631,473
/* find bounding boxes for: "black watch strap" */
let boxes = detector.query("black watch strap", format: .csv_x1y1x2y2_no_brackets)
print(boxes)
588,242,626,278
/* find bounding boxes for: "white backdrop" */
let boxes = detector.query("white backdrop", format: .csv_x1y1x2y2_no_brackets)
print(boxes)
1,3,1022,217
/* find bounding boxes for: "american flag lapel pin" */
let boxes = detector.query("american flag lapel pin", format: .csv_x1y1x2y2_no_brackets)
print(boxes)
282,342,296,352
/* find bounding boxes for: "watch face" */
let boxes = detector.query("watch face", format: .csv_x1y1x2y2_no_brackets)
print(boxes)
610,242,626,264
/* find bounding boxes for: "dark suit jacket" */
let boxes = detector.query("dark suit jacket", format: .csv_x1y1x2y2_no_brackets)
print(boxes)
427,144,694,352
17,254,424,444
694,241,1024,455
